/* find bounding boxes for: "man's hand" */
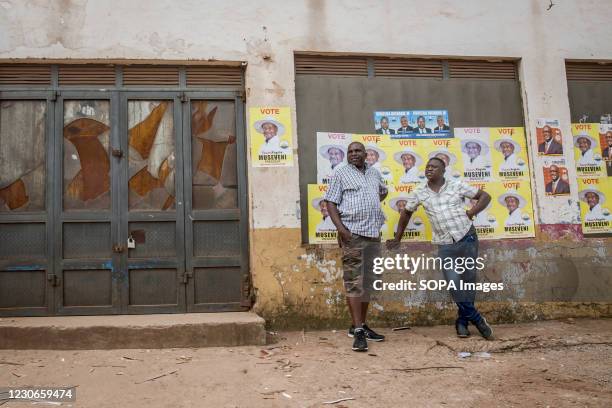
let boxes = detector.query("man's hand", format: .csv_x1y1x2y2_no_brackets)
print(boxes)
466,209,475,220
338,227,352,246
386,238,401,250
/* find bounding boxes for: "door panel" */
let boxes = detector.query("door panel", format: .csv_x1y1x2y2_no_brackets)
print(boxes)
123,95,185,313
0,98,52,316
55,96,119,315
183,96,248,312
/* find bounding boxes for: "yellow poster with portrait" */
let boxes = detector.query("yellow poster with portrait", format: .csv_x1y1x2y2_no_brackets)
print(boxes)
490,127,530,181
490,180,535,239
353,134,394,185
307,184,337,244
463,181,500,240
388,138,426,185
571,123,606,178
382,187,430,242
249,107,293,167
577,177,612,235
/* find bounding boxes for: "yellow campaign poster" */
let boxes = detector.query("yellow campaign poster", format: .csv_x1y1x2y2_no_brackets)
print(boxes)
493,180,535,238
490,127,530,181
383,187,430,242
578,177,612,236
249,107,293,167
388,138,426,185
353,134,393,185
307,184,337,244
465,181,499,240
572,123,605,178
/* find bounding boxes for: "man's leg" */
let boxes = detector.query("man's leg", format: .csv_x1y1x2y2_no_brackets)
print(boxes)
439,235,480,333
342,235,368,350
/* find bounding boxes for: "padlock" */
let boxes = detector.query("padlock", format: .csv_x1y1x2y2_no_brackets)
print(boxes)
127,236,136,249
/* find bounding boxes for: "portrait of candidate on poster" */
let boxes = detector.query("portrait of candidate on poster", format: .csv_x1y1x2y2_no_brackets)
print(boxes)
599,124,612,177
571,123,605,178
373,110,451,139
491,127,529,181
578,177,612,236
316,132,351,184
536,118,564,156
307,184,338,244
455,127,493,181
249,107,293,167
543,163,571,196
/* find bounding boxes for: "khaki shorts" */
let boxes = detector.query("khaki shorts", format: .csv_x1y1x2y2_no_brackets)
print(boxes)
341,233,381,299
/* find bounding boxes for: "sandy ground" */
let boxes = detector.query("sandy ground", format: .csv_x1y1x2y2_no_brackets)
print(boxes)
0,318,611,408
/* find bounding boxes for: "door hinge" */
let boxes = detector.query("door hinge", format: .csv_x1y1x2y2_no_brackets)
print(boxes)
180,92,188,103
47,273,61,287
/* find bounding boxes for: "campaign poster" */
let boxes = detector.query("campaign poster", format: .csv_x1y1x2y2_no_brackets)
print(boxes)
578,177,612,236
373,110,451,138
249,107,293,167
384,187,430,242
464,181,500,240
572,123,605,178
388,138,426,185
455,127,493,181
598,124,612,177
536,118,564,156
353,133,393,184
317,132,351,184
307,184,338,244
490,127,530,181
493,180,535,239
542,159,571,196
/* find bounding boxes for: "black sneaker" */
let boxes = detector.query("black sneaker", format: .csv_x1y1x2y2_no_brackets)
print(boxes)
362,324,385,342
348,325,385,342
474,317,493,339
456,321,470,338
352,328,368,352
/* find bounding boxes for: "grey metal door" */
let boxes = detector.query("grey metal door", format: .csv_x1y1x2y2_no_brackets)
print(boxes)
54,93,121,315
181,93,249,311
120,93,186,314
0,93,54,316
1,89,248,316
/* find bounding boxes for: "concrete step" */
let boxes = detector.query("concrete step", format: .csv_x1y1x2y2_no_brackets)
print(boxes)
0,312,266,349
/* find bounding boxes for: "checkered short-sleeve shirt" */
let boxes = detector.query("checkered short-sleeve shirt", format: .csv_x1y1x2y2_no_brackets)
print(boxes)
324,164,387,238
405,179,478,244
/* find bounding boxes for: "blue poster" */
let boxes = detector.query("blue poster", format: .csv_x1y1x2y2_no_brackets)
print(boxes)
373,110,452,139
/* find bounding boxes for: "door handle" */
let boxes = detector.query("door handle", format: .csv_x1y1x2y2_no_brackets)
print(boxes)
112,244,125,253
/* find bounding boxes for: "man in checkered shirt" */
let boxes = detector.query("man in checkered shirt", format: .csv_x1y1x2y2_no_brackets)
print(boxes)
388,157,494,339
325,141,388,352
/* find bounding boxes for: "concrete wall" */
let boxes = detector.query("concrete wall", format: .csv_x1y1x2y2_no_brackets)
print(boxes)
2,0,611,326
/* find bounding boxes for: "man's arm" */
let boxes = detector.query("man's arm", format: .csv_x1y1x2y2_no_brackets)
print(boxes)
466,190,491,220
325,201,352,245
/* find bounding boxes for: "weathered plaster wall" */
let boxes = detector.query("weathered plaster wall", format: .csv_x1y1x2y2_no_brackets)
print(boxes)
2,0,611,326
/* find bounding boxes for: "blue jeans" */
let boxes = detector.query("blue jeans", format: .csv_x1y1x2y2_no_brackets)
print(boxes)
437,227,483,326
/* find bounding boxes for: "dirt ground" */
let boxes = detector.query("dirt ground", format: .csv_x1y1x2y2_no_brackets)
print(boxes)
1,318,611,408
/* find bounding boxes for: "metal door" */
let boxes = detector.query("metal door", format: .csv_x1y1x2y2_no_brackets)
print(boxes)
0,93,54,316
181,93,249,311
54,93,121,315
120,93,186,313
